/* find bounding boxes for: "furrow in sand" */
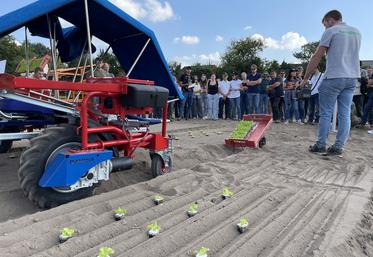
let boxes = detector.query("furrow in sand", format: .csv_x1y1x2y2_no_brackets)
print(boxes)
217,187,325,257
168,188,290,257
116,186,278,257
0,171,199,252
299,190,351,257
229,189,340,257
26,187,210,257
69,187,249,257
0,169,196,235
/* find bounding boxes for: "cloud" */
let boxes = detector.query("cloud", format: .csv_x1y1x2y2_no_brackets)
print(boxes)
109,0,174,22
244,25,252,31
251,32,307,50
174,35,200,45
215,35,224,42
144,0,174,22
172,52,221,66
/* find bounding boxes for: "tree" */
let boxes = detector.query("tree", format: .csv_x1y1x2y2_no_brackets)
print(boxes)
94,49,124,76
0,36,22,74
263,59,280,73
293,41,326,72
221,37,265,73
169,61,182,78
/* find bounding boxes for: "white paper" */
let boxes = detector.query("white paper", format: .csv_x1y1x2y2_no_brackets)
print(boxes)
0,60,6,73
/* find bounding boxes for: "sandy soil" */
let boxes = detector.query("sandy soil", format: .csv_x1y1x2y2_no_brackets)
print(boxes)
0,120,372,257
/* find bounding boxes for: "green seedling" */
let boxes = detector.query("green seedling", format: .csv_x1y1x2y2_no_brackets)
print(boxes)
59,227,75,243
147,221,161,237
187,202,199,217
237,218,249,233
97,247,115,257
113,207,127,221
229,120,254,140
195,247,210,257
153,195,165,205
222,187,234,199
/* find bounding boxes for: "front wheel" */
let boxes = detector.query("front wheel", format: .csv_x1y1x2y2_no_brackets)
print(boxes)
18,125,98,208
151,154,172,178
259,137,266,148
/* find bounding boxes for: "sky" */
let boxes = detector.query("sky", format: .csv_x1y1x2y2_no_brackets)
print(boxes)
1,0,373,67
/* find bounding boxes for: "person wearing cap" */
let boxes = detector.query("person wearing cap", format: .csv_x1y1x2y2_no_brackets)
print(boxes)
228,72,242,120
259,71,271,114
301,10,361,156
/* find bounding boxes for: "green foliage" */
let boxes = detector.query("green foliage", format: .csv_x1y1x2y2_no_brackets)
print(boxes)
0,36,23,74
188,202,199,214
196,247,210,256
153,195,164,202
293,41,326,72
147,221,161,232
98,247,115,257
60,227,75,237
94,49,124,76
114,207,127,215
222,187,234,197
263,59,280,73
229,120,254,140
221,37,265,73
239,218,249,227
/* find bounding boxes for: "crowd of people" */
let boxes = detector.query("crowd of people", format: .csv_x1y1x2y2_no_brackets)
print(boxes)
168,64,373,128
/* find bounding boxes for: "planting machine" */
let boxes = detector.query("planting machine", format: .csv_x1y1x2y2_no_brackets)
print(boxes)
0,0,182,208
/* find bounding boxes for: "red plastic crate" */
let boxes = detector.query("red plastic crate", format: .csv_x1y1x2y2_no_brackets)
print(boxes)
225,114,273,148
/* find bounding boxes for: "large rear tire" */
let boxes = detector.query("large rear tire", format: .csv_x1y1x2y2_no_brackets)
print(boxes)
18,125,98,208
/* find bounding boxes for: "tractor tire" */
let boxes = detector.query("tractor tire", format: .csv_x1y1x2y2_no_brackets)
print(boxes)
18,125,98,208
151,154,172,178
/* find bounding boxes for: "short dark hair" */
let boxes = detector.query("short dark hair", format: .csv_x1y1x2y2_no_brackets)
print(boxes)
34,67,43,73
322,10,342,23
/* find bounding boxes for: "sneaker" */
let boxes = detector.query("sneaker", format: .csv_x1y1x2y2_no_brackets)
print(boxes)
274,120,280,123
284,120,289,125
297,119,304,125
309,144,326,154
325,145,343,156
368,130,373,135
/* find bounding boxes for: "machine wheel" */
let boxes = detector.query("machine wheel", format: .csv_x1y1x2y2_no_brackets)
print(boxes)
151,154,172,178
18,125,98,208
259,137,266,148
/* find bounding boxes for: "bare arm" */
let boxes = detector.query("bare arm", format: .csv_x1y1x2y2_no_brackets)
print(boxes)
368,79,373,87
303,46,327,81
268,82,281,90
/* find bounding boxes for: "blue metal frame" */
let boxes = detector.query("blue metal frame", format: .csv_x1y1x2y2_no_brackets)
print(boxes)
39,150,112,187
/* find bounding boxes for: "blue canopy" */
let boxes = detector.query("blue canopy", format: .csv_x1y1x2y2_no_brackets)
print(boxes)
0,0,182,98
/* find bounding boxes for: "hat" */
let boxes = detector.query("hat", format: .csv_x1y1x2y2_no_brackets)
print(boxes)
232,71,238,76
185,66,192,70
296,66,304,72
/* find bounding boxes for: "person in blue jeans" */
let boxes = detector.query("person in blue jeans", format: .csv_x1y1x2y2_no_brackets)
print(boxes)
179,66,194,119
284,69,301,123
246,64,262,114
301,10,361,156
259,72,271,114
228,72,242,120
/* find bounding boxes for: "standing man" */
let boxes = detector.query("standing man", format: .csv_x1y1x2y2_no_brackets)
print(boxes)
308,68,324,124
268,71,284,123
301,10,361,156
259,71,271,114
246,64,262,114
179,66,194,120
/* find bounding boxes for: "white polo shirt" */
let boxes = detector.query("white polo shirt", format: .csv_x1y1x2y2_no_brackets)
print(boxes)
219,80,231,98
228,79,242,98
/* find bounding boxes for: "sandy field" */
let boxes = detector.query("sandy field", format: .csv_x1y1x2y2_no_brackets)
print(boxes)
0,120,372,257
